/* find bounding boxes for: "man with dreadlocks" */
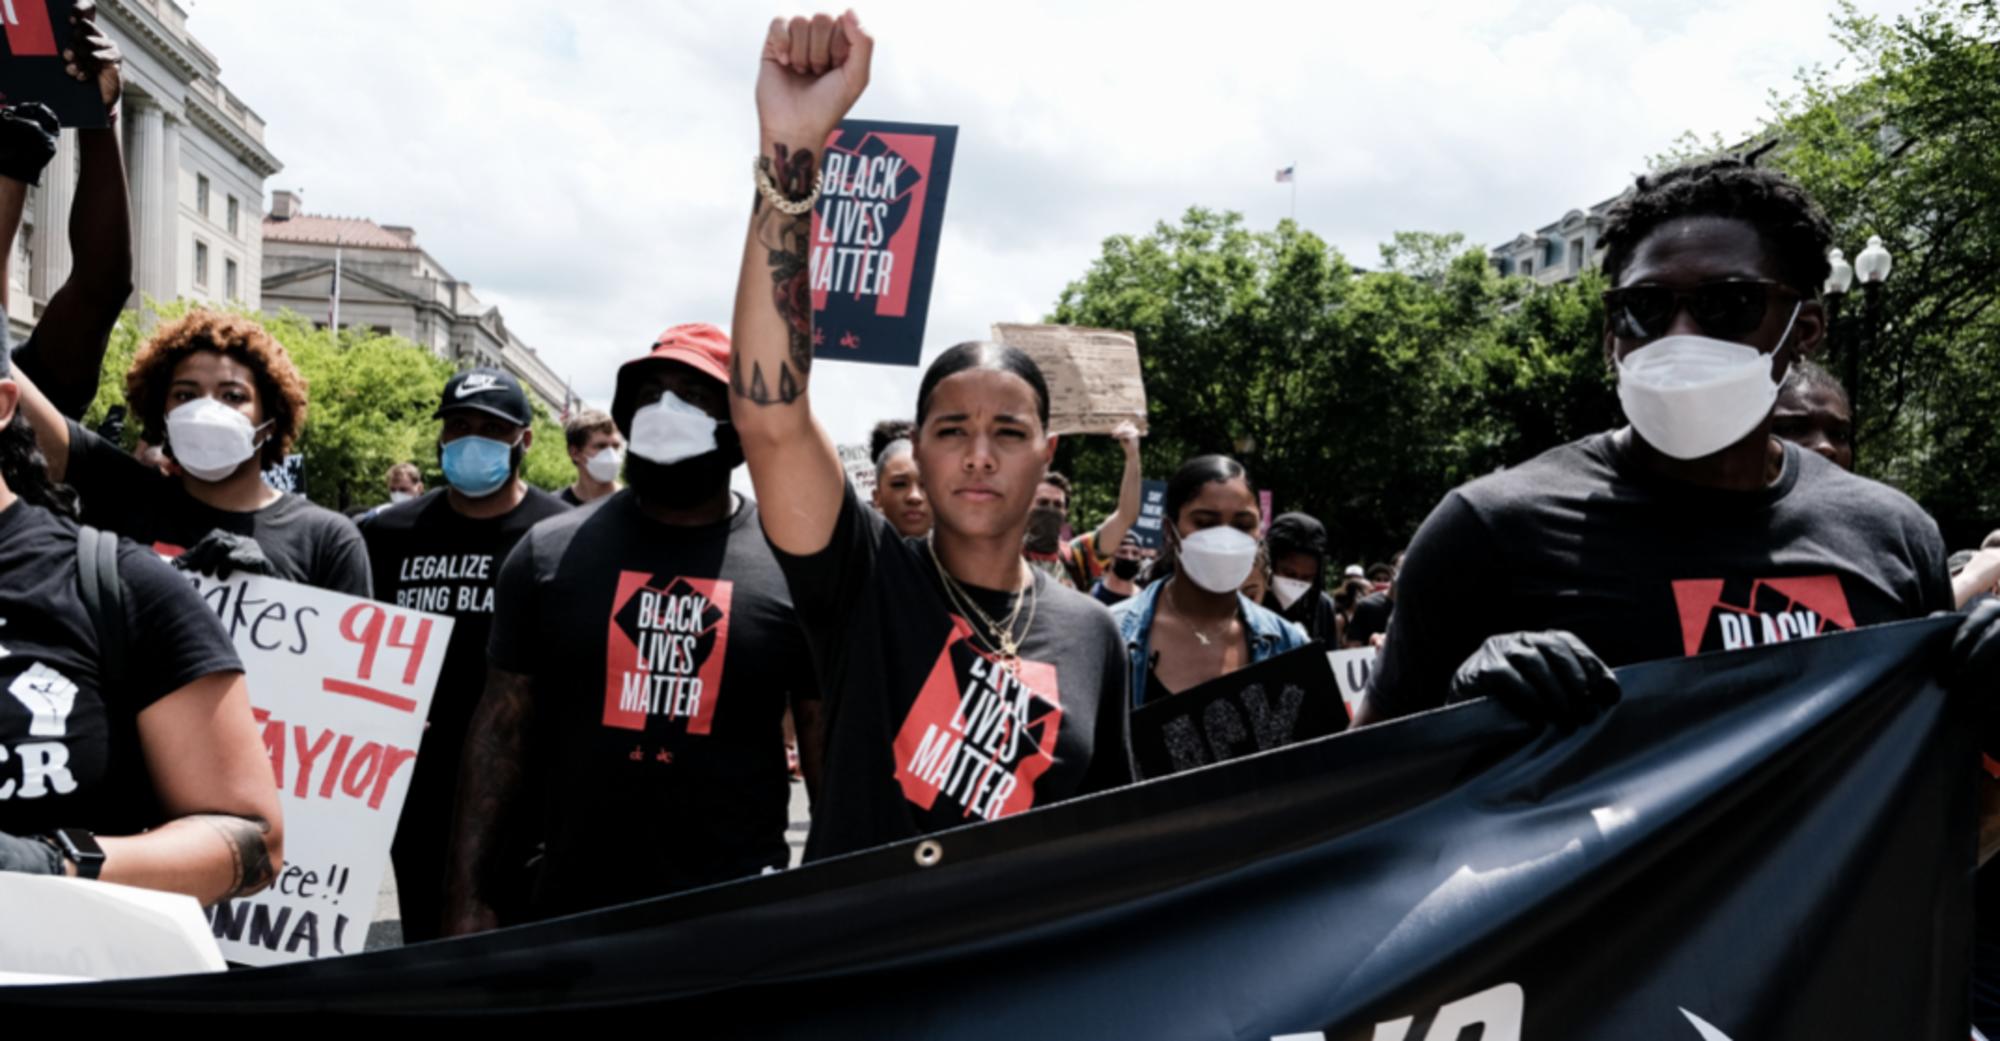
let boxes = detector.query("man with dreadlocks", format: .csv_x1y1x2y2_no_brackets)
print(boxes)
1352,153,1999,727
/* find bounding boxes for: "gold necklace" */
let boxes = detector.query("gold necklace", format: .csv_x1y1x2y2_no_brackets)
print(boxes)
927,536,1037,663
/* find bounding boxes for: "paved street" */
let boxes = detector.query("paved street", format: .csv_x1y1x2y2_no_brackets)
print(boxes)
366,778,813,950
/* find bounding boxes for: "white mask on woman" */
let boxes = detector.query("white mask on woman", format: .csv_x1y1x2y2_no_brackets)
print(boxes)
166,397,269,482
1177,526,1260,595
1272,575,1312,609
1616,302,1800,461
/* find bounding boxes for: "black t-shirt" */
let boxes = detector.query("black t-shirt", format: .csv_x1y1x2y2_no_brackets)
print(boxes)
63,420,371,597
1344,592,1392,647
359,490,572,889
559,487,584,508
1367,431,1953,718
770,485,1133,861
1091,581,1130,607
487,491,816,917
0,500,242,836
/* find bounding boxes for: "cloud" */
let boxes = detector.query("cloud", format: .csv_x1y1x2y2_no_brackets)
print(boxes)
187,0,1919,449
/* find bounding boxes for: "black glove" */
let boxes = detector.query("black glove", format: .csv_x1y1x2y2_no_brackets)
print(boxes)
0,831,65,876
1447,630,1620,728
1949,599,2000,693
0,103,60,186
173,530,276,580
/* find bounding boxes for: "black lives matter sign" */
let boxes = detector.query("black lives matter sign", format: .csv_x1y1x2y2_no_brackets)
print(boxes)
0,0,108,127
810,120,957,368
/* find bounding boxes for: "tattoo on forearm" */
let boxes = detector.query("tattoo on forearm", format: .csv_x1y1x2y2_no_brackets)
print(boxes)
735,144,816,408
450,671,534,902
194,814,275,898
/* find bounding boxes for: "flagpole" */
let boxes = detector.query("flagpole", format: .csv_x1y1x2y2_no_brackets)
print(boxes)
330,241,343,335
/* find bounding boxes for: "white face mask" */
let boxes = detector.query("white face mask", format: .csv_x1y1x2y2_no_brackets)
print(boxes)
584,446,623,483
1616,302,1800,461
166,397,268,482
389,490,415,504
1177,525,1260,595
1272,575,1312,609
628,393,717,465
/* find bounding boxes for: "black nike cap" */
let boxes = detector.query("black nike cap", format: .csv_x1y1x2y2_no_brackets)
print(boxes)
435,367,533,426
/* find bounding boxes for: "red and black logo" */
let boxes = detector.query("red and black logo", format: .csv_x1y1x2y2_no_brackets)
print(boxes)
892,616,1062,823
601,572,732,735
1671,575,1855,657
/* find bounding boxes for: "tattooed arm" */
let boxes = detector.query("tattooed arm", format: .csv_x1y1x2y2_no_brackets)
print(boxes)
730,12,875,556
443,666,536,936
87,671,285,905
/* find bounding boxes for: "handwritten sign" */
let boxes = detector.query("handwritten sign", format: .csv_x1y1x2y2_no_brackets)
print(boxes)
989,324,1149,436
1129,643,1344,779
837,443,877,501
1327,646,1375,713
182,575,451,966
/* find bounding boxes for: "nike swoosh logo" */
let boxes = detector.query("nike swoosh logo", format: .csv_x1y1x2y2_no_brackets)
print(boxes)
455,384,498,398
1680,1009,1733,1041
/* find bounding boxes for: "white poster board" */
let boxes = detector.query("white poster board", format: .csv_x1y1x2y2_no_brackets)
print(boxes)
182,574,451,966
0,874,224,982
1328,647,1376,714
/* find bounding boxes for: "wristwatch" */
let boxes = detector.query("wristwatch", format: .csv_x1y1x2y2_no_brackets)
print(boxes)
48,828,106,880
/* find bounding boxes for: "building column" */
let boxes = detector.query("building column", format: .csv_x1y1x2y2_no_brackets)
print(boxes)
124,94,171,305
29,132,78,300
158,112,180,299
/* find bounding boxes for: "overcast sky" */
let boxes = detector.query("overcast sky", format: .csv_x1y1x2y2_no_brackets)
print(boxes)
185,0,1912,449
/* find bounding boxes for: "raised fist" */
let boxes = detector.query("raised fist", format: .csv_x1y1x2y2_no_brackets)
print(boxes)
66,0,123,112
757,11,873,145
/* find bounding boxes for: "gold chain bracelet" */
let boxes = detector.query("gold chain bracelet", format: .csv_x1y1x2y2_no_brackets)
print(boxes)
753,158,824,216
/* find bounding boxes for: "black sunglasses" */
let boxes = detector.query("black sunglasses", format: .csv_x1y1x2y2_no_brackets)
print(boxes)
1602,280,1799,341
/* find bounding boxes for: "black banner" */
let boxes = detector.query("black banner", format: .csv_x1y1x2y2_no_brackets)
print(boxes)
1130,641,1346,778
2,619,1975,1037
0,0,108,128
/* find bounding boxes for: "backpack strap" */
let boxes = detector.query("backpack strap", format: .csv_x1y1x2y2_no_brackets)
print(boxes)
76,525,127,700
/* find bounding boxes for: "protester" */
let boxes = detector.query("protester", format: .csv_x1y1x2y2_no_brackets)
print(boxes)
16,310,371,594
361,367,570,942
1351,154,1997,725
868,418,914,464
0,343,284,906
444,325,821,931
1772,360,1853,471
1090,532,1148,606
0,4,131,422
1365,561,1396,593
1331,576,1370,648
869,436,932,538
1242,541,1272,605
1024,420,1144,590
1344,570,1397,649
1108,455,1307,707
561,408,623,507
1958,542,2000,608
387,462,424,504
1265,512,1342,644
724,11,1131,860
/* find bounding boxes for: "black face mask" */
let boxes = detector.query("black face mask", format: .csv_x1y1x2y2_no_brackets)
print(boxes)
1111,555,1141,580
625,427,744,510
1025,505,1065,553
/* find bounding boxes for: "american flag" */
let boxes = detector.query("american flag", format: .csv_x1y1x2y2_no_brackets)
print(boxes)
1275,165,1295,183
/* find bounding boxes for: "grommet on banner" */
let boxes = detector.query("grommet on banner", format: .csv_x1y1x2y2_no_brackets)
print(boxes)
913,840,943,868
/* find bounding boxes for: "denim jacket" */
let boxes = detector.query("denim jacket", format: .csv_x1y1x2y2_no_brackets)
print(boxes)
1107,577,1311,709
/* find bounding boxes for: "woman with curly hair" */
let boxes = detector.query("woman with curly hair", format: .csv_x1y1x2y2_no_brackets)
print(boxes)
16,309,370,595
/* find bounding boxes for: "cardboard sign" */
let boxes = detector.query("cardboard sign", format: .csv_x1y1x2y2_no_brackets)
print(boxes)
1129,642,1344,779
0,1,109,128
181,575,451,966
989,324,1148,436
0,874,224,982
837,443,876,500
1326,646,1376,714
811,120,958,368
1129,479,1168,550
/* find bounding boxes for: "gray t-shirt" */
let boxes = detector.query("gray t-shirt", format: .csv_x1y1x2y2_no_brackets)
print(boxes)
1367,430,1953,718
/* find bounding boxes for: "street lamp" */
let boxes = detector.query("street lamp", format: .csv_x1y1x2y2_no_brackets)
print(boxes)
1849,235,1893,468
1823,246,1853,372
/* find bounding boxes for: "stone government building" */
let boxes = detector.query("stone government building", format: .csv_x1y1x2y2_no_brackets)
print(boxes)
259,192,574,418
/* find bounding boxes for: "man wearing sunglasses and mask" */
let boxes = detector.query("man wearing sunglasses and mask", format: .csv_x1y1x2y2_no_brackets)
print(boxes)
443,324,821,933
1353,155,1998,732
359,367,570,942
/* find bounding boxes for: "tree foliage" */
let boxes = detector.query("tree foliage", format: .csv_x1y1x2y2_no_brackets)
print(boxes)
1048,209,1614,562
81,302,574,510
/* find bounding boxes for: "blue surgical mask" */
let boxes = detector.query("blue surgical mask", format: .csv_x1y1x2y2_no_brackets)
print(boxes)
441,435,517,497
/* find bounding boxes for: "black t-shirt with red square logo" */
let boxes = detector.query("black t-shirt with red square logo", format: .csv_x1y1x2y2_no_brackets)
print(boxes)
1365,430,1954,719
770,485,1133,861
487,491,816,917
